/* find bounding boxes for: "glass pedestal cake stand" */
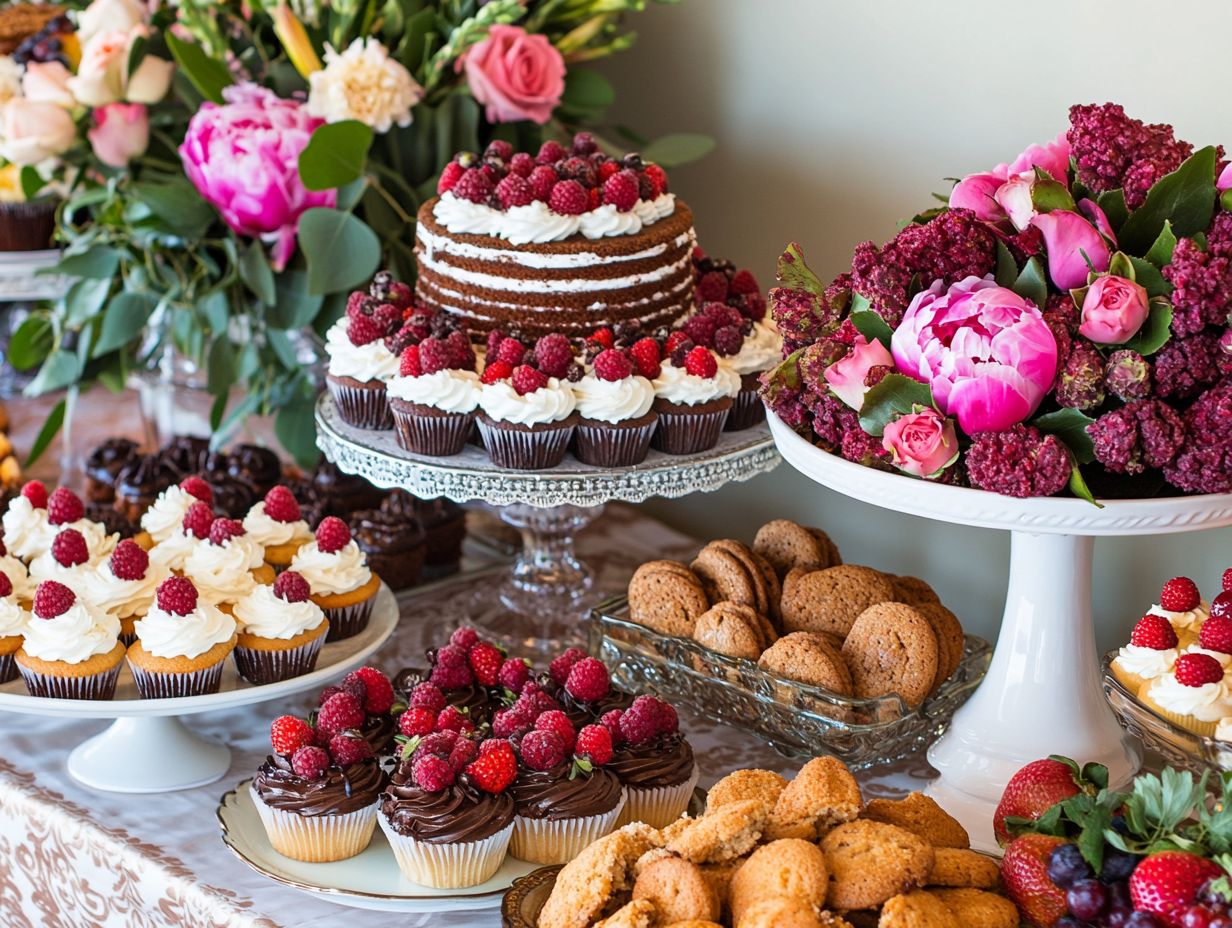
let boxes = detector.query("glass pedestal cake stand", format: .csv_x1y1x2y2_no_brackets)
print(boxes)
315,394,780,653
768,412,1232,853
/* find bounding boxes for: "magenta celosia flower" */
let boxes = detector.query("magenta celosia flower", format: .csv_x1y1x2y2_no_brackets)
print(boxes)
1067,103,1194,208
1089,399,1184,475
965,424,1072,498
1164,382,1232,493
890,276,1059,434
179,83,336,269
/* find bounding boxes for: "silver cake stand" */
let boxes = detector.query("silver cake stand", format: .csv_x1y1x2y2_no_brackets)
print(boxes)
315,394,780,652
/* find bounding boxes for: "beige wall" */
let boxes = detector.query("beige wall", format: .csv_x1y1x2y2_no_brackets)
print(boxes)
600,0,1232,648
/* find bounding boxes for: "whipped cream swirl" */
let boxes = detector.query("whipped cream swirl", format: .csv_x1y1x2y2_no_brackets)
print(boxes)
325,319,399,383
183,537,265,605
290,540,371,596
1149,600,1210,632
80,561,166,620
0,555,32,600
432,193,676,246
234,584,326,640
0,596,27,637
1147,673,1232,722
724,321,784,376
480,378,576,425
652,364,741,406
22,599,120,663
1113,644,1177,681
148,529,201,573
2,496,53,561
1185,644,1232,669
243,502,312,550
387,369,481,414
573,374,655,424
135,599,235,660
141,486,200,545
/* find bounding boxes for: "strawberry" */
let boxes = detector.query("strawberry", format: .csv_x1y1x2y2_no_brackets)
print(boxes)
270,715,314,756
465,739,517,793
1000,833,1069,927
993,757,1095,845
1130,851,1225,927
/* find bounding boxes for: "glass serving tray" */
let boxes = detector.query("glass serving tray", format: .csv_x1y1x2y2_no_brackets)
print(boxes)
589,598,991,769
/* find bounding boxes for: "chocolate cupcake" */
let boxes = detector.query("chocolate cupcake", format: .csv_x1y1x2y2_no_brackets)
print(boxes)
311,461,385,516
159,436,211,479
85,501,135,540
508,755,625,865
84,437,139,503
113,454,177,525
405,495,466,579
351,505,426,592
227,443,283,499
608,696,698,828
395,664,492,725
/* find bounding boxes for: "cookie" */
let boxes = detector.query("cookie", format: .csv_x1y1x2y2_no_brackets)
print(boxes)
666,799,769,864
754,520,836,579
594,899,657,928
737,897,852,928
632,856,721,924
878,890,955,927
841,603,939,708
781,565,897,638
759,632,853,695
913,602,965,689
694,602,767,661
692,543,760,610
929,889,1019,928
729,839,829,925
889,576,940,607
538,822,661,928
706,769,789,813
767,756,863,841
711,539,783,623
662,922,724,928
863,793,969,849
927,848,1000,888
820,820,934,910
628,561,711,638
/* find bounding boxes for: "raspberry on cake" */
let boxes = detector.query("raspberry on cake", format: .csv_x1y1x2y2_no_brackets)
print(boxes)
16,579,126,699
289,517,382,641
386,328,482,458
127,575,237,699
324,271,410,430
242,486,312,568
182,517,270,612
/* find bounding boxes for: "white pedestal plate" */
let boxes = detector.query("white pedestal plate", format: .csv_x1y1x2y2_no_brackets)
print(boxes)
768,413,1232,852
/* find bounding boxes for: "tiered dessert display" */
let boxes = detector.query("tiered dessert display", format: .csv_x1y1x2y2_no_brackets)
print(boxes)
761,103,1232,850
316,135,782,651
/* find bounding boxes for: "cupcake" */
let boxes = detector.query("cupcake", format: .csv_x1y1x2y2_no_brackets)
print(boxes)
148,499,215,573
1147,576,1209,648
390,492,465,580
159,435,212,480
650,345,740,454
15,580,125,699
2,480,54,561
350,504,425,592
252,715,385,862
224,444,284,501
231,571,328,685
126,576,238,698
508,716,625,864
477,356,578,470
79,539,165,647
324,313,400,430
718,320,781,430
113,454,178,526
572,348,657,467
1139,652,1232,737
45,487,118,561
28,528,101,587
0,165,57,252
387,333,481,457
289,517,381,641
242,486,313,569
1110,613,1178,695
138,475,214,548
84,437,139,504
309,460,386,516
606,695,699,827
0,569,27,683
378,731,516,888
182,518,272,612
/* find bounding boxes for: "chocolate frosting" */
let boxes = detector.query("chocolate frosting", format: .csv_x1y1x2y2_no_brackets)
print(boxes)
115,454,176,501
608,733,695,789
253,754,385,816
394,666,492,724
227,443,282,496
160,436,211,478
352,506,425,555
381,768,514,843
510,763,623,820
553,683,635,727
86,502,135,538
86,437,138,480
361,713,396,755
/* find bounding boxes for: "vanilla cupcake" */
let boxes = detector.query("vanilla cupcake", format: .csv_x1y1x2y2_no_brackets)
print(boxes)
572,349,657,467
1148,576,1209,648
651,347,741,455
387,335,482,457
1139,652,1232,737
289,517,380,642
138,476,214,548
1111,614,1179,694
242,486,313,569
232,571,329,685
182,518,272,612
1,481,54,561
0,569,28,683
127,576,238,698
80,539,166,647
148,499,216,573
16,580,125,699
42,487,117,562
477,358,578,470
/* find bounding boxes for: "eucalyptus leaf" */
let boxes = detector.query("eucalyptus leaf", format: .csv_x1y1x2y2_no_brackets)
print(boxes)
776,242,824,294
25,397,64,468
857,373,934,437
239,241,276,307
298,120,374,191
207,335,236,396
63,278,114,327
8,316,52,370
640,133,715,167
24,349,81,397
558,69,614,120
93,291,157,356
275,398,320,468
335,177,368,211
166,32,232,104
269,268,324,329
1033,408,1096,465
1012,256,1049,310
197,290,229,333
131,181,216,239
1118,146,1218,254
297,209,381,295
50,246,120,280
266,329,300,370
1121,300,1173,356
1144,221,1178,268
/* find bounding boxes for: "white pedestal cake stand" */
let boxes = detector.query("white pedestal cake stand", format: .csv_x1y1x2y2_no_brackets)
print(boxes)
768,413,1232,852
315,394,780,653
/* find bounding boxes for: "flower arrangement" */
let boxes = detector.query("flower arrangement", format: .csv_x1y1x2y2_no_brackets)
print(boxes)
763,103,1232,501
11,0,708,464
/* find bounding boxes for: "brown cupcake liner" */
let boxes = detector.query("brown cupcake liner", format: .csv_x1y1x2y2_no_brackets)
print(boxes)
477,418,575,470
573,417,658,467
0,652,15,685
128,658,227,699
389,400,476,457
652,407,731,455
0,198,57,251
725,387,766,431
327,377,394,431
20,663,122,700
234,632,326,685
324,596,375,642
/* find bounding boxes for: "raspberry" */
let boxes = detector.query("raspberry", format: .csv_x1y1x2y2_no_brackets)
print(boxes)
418,336,454,374
46,487,83,526
599,709,624,742
529,165,558,201
481,359,513,384
1161,577,1201,612
182,501,214,539
179,476,212,503
315,516,350,554
558,156,597,187
548,179,588,216
33,580,75,619
449,626,480,652
50,529,87,567
657,701,679,735
412,753,456,791
620,696,663,745
533,334,574,379
575,724,613,765
291,745,329,780
371,302,402,335
1130,613,1179,650
409,682,446,712
696,270,729,303
0,571,10,598
329,732,373,767
272,570,311,603
399,706,436,737
549,648,586,686
208,518,245,546
664,331,692,354
430,660,473,689
20,480,47,508
535,709,576,752
509,152,535,177
262,486,301,523
437,160,465,194
519,730,565,771
445,330,475,370
451,167,493,204
536,140,566,164
448,737,479,771
156,575,198,616
465,739,516,793
643,163,668,196
270,716,314,755
1215,592,1232,621
598,160,620,182
683,314,719,348
516,681,560,716
571,132,597,156
684,346,718,378
468,641,504,686
316,691,365,736
629,338,662,379
593,348,633,382
1200,616,1232,654
346,313,383,346
396,344,422,377
1174,652,1224,687
486,329,506,356
602,170,639,211
495,337,527,366
492,705,534,739
1224,567,1232,593
496,173,534,209
435,643,468,667
565,657,611,702
485,139,513,161
511,364,548,395
729,269,759,295
434,705,472,733
497,657,531,693
590,327,615,349
318,685,342,706
714,325,744,358
412,729,457,761
349,666,395,714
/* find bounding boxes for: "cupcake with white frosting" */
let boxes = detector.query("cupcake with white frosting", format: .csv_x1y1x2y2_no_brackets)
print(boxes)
138,476,213,549
718,320,781,430
232,570,329,684
81,539,168,646
387,333,481,457
572,347,657,467
148,499,216,573
182,518,273,613
1110,613,1179,695
0,541,32,604
1147,576,1209,648
127,575,238,698
477,349,578,470
290,517,381,642
1,481,54,561
243,486,314,569
15,580,125,699
1139,652,1232,737
28,528,99,588
0,569,28,683
43,486,117,562
651,344,740,454
325,311,400,430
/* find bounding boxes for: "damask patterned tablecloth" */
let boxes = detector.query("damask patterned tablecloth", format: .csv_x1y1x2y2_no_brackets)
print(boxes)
0,506,936,928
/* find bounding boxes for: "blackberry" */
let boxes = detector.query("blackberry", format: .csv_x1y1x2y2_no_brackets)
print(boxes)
369,270,395,300
622,153,644,172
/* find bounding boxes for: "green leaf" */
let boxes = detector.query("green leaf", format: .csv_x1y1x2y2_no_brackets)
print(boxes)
640,133,715,167
63,278,114,327
557,69,614,120
1033,408,1097,465
775,242,824,294
335,177,367,212
297,208,381,295
275,398,319,468
397,8,436,72
1121,300,1173,356
19,166,46,200
166,32,232,104
857,373,934,437
995,241,1019,287
1068,465,1101,507
239,241,276,307
206,335,236,396
1012,256,1049,309
269,268,323,329
93,292,157,356
1108,251,1135,280
52,246,120,280
298,120,374,192
266,329,300,370
1128,258,1169,299
1118,146,1218,254
850,305,894,349
24,349,81,396
197,290,228,334
1145,221,1178,268
131,180,217,239
24,397,64,468
8,316,52,370
1096,189,1128,233
1031,169,1076,213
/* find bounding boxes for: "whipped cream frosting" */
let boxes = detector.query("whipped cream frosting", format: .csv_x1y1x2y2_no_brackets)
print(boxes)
28,549,95,587
2,496,53,560
652,363,741,406
387,369,481,414
418,225,691,269
141,486,200,544
724,321,784,376
81,561,166,620
183,537,264,605
1217,717,1232,742
243,502,312,550
1149,601,1210,631
432,193,676,245
573,374,655,424
135,599,235,660
290,540,371,596
22,599,120,663
148,529,201,572
233,584,326,640
1113,644,1177,681
0,596,27,637
325,319,399,383
1147,673,1232,722
480,378,576,425
0,555,32,600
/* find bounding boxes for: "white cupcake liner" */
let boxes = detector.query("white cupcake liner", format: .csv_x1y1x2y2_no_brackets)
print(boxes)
234,632,325,685
616,765,700,829
378,811,513,888
128,657,228,699
251,787,378,863
509,793,626,865
324,597,374,642
19,662,123,700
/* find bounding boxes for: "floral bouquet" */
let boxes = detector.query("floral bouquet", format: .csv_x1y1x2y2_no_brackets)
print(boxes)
763,103,1232,502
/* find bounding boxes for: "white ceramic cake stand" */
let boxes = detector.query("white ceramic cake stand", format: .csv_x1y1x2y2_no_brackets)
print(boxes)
0,585,399,793
768,413,1232,852
315,394,780,653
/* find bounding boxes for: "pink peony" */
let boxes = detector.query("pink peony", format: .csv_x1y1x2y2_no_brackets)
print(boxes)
1030,200,1113,290
1078,274,1149,345
882,406,959,478
88,101,148,167
179,83,335,269
456,25,564,125
823,333,893,409
891,276,1059,434
948,133,1071,223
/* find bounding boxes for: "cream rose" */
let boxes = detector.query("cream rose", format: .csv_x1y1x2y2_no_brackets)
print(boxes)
0,98,76,165
306,38,423,133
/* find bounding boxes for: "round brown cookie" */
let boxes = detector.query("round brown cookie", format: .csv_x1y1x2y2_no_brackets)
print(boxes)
694,602,766,660
913,601,965,687
666,799,769,864
735,896,834,928
929,889,1019,928
820,820,934,911
758,632,853,695
632,857,721,924
862,792,969,849
729,839,829,924
706,769,789,813
692,543,760,610
768,756,863,841
842,603,939,708
927,848,1000,888
662,922,724,928
749,547,783,625
890,575,940,607
538,823,662,928
594,899,657,928
878,890,955,927
628,561,710,638
806,527,842,567
780,565,897,638
709,540,773,617
753,520,833,579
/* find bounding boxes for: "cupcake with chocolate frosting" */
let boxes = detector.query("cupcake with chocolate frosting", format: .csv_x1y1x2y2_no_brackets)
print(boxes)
226,444,283,500
232,571,328,685
543,652,634,727
159,436,211,479
383,491,464,580
606,694,698,828
310,460,386,516
350,504,425,592
242,486,313,569
113,454,178,526
84,438,139,503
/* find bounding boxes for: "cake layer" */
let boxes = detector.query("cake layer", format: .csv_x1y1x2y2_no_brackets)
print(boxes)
414,198,697,339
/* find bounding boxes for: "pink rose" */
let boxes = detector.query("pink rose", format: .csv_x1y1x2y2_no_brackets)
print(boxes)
456,25,565,125
1005,132,1071,185
1218,162,1232,193
993,172,1037,231
823,333,893,409
88,102,148,167
949,133,1071,222
882,406,959,478
22,61,74,108
949,172,1004,223
1078,275,1149,345
1030,200,1114,290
